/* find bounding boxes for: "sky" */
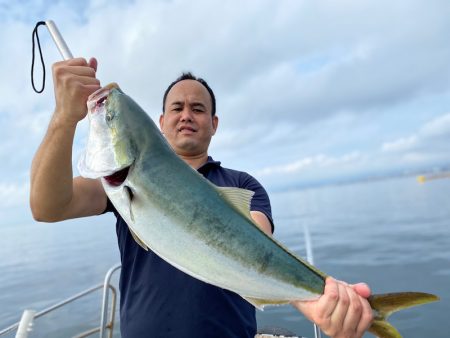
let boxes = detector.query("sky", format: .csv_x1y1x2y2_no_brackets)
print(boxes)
0,0,449,224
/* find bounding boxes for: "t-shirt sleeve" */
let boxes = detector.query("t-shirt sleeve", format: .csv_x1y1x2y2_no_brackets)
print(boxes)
239,172,275,233
102,197,116,214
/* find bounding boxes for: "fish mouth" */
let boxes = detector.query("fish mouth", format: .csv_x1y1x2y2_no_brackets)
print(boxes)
103,165,132,187
87,83,121,112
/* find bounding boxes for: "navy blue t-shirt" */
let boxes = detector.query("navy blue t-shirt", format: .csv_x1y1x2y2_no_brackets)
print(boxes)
106,157,273,338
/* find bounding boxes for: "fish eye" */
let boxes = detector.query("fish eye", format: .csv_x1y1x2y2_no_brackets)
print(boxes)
106,113,113,122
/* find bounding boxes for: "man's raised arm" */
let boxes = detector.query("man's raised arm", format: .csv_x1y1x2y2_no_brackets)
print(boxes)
30,58,106,222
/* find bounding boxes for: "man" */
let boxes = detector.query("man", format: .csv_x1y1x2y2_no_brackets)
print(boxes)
30,57,373,338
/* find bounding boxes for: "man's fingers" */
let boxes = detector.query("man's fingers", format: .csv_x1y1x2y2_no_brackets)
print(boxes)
55,66,100,89
315,277,340,320
352,282,372,298
356,296,373,337
65,57,91,66
75,75,100,86
341,285,363,337
53,58,98,77
53,57,88,67
56,66,97,79
88,57,98,72
327,282,350,334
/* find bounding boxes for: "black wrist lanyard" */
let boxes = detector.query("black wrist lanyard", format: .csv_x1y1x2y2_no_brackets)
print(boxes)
31,21,46,93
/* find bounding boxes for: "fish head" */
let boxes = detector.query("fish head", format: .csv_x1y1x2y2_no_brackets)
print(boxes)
78,83,139,183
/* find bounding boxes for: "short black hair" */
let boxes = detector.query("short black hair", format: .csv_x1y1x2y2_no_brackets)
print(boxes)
162,72,216,116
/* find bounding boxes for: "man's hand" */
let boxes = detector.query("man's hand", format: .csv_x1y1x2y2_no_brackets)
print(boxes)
292,277,373,338
52,57,101,126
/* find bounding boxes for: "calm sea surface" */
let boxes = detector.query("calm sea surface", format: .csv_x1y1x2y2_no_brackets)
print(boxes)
0,176,449,337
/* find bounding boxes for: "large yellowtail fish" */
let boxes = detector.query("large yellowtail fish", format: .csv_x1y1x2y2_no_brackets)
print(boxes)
78,83,438,338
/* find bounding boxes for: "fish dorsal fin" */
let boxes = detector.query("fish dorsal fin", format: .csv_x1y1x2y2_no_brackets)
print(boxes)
216,186,254,221
243,296,290,310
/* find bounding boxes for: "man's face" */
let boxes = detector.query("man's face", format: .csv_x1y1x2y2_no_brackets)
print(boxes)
160,80,218,157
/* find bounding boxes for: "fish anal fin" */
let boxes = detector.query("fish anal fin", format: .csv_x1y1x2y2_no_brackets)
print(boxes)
216,186,254,221
243,296,289,311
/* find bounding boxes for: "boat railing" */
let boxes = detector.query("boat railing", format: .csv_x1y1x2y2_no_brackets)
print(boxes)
2,225,320,338
0,263,122,338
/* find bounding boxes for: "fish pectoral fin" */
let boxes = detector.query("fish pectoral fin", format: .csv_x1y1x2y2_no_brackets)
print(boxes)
243,296,289,311
123,185,135,221
122,185,148,251
216,186,255,221
128,226,149,251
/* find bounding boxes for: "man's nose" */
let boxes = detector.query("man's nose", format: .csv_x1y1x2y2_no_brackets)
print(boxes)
180,108,193,122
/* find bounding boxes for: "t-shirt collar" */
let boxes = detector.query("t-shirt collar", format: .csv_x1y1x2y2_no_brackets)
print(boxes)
198,156,221,172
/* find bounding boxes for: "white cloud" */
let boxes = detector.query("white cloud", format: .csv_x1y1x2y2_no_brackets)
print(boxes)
420,113,450,138
0,0,448,204
15,110,52,136
382,136,418,153
257,156,318,176
0,181,29,208
25,0,448,127
256,152,363,177
382,113,450,154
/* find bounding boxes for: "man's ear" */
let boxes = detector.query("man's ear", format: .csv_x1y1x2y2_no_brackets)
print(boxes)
159,114,164,131
212,115,219,135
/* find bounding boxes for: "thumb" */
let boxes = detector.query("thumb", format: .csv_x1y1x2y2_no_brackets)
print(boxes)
88,57,98,72
352,282,371,298
290,299,315,322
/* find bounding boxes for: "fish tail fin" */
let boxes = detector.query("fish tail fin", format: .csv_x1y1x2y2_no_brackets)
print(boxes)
368,292,439,338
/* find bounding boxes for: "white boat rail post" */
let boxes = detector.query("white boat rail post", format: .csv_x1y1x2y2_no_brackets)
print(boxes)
99,263,122,338
15,310,36,338
303,224,322,338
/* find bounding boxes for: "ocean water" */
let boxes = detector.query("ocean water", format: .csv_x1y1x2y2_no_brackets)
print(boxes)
257,176,450,338
0,176,449,337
